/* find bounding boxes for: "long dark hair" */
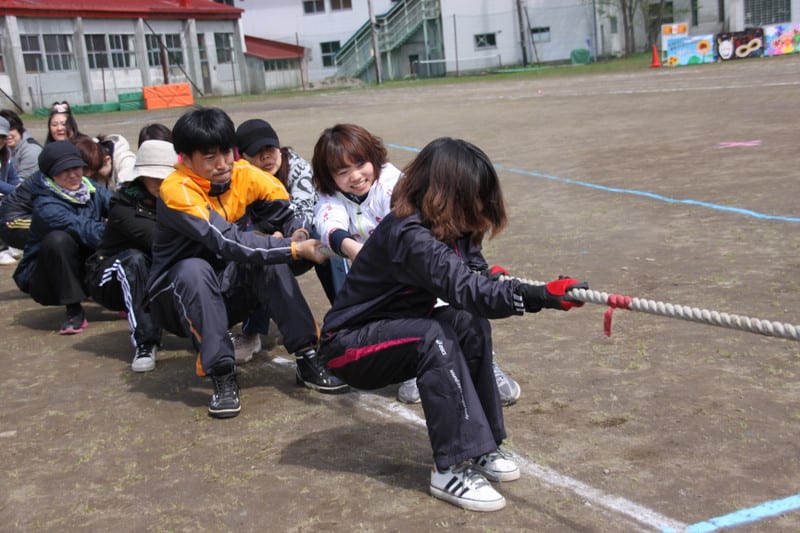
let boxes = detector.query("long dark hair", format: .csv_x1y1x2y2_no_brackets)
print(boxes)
392,137,507,246
45,101,81,144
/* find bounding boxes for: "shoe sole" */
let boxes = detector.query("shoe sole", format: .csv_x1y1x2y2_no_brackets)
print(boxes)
131,359,156,372
473,464,521,482
397,395,421,404
208,406,241,418
429,486,506,512
295,373,350,394
59,319,88,335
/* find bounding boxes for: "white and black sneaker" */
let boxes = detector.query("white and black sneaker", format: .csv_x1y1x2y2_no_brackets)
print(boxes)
430,463,506,512
397,378,421,404
473,448,520,482
131,343,157,372
231,331,261,364
492,357,521,406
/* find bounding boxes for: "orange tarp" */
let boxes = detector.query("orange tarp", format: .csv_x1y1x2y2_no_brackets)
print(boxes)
143,83,194,110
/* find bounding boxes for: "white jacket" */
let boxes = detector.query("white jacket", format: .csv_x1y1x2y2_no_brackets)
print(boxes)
314,162,402,248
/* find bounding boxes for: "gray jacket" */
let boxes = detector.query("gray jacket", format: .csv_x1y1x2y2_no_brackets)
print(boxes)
12,132,42,181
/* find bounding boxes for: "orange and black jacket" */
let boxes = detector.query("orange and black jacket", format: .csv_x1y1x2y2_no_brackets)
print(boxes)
146,160,303,291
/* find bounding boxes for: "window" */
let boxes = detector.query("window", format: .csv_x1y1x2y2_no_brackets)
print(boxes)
109,35,135,68
304,0,324,14
0,41,5,73
21,35,43,72
530,26,551,43
474,33,497,49
609,17,618,35
85,34,109,69
691,0,699,26
264,58,300,71
44,34,75,71
146,33,184,67
320,41,340,67
331,0,352,10
215,33,234,64
744,0,790,25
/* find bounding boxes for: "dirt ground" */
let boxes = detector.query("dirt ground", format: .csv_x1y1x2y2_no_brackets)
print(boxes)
2,55,799,532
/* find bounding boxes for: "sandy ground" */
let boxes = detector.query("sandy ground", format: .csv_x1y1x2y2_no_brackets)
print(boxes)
1,54,799,531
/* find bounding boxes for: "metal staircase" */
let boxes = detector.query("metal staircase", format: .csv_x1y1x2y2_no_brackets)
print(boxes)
335,0,441,80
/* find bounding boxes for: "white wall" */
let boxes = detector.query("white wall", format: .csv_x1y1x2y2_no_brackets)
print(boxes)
238,0,396,83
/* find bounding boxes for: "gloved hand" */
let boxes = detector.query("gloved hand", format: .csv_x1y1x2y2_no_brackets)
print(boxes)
518,276,588,312
485,265,509,281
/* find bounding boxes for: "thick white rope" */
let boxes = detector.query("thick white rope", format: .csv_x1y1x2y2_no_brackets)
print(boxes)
508,276,800,342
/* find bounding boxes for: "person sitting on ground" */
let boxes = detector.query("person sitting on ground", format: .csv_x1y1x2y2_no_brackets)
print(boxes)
146,107,347,420
84,140,177,373
0,116,21,265
0,109,42,181
231,118,342,362
312,124,521,406
137,123,173,146
95,133,136,191
13,141,111,334
317,137,589,512
45,101,81,144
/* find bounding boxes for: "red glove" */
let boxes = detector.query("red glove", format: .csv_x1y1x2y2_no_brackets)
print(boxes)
544,277,588,310
518,276,588,312
485,265,509,281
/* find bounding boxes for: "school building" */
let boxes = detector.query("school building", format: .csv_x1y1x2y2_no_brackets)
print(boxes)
1,0,797,112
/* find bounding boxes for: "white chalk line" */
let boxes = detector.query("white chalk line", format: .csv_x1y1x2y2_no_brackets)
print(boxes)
268,357,687,531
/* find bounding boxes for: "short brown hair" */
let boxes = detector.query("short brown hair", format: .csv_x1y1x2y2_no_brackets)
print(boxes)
392,137,507,246
312,124,387,196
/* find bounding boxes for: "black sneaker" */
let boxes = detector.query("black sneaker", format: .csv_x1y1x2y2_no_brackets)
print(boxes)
295,348,349,394
59,310,88,335
208,362,241,418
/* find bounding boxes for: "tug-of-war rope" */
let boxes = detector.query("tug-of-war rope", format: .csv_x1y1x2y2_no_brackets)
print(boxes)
505,276,800,342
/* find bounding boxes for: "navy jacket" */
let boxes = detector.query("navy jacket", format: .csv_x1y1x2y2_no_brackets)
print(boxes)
321,212,527,335
13,176,111,292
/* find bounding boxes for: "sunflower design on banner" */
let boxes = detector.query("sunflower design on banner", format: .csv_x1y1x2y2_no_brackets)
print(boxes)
664,34,717,67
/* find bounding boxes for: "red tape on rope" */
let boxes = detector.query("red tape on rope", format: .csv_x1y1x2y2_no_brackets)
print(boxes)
603,294,633,336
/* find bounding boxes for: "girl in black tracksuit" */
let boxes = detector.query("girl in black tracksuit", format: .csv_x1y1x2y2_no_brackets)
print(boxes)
317,137,588,512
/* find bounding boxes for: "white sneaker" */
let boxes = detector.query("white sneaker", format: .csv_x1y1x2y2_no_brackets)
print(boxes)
430,463,506,512
492,357,521,406
397,378,420,404
473,448,520,482
131,343,157,372
232,331,261,364
7,247,22,259
0,250,17,265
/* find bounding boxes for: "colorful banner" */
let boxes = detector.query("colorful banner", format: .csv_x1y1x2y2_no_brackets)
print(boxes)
661,23,689,51
715,28,764,60
664,34,715,67
763,23,800,56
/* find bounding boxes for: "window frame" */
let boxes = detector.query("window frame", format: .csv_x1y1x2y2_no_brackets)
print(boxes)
474,33,497,50
330,0,352,10
303,0,325,14
43,34,75,72
320,40,340,67
85,34,109,69
215,32,234,64
530,26,551,43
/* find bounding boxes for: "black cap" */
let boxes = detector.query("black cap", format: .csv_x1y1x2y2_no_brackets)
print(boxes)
236,119,280,157
38,141,86,177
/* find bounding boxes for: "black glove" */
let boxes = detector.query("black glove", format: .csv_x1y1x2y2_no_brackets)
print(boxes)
518,276,588,312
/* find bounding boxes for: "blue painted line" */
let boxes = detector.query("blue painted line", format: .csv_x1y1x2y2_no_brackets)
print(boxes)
386,143,800,223
678,493,800,532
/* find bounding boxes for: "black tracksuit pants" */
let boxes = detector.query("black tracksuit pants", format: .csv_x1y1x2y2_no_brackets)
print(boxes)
85,249,161,348
320,306,506,470
148,257,318,375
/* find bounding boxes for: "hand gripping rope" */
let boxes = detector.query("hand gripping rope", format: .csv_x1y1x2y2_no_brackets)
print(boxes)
505,276,800,342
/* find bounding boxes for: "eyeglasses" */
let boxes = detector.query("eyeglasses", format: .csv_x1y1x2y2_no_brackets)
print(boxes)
51,101,71,114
